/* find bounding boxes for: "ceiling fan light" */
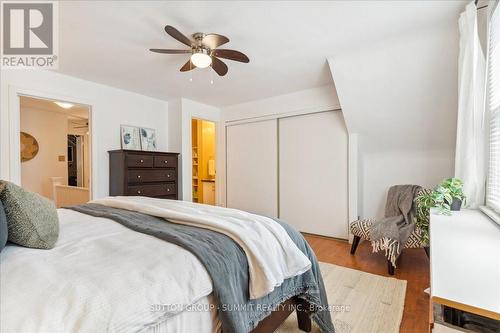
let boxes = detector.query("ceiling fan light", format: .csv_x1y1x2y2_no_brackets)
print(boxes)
191,53,212,68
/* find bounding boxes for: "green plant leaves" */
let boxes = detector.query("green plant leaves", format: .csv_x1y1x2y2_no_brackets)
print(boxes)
414,177,466,246
415,191,434,246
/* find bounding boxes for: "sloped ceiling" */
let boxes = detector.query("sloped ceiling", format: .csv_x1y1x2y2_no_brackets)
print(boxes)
56,1,465,107
328,18,460,152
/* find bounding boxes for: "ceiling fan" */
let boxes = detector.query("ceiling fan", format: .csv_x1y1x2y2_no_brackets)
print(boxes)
149,25,249,76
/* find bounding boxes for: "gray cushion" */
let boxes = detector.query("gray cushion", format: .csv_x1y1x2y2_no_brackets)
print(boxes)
0,201,7,251
0,181,59,249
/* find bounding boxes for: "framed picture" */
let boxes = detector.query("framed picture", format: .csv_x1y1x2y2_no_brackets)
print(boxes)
140,127,157,151
20,132,39,162
120,125,141,150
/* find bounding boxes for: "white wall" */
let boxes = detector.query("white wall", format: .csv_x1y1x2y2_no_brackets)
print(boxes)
1,69,169,199
360,149,455,218
20,108,69,199
167,99,182,154
329,20,459,218
223,85,340,122
167,98,221,201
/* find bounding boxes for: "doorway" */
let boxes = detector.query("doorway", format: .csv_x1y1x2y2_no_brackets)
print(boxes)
19,96,91,207
192,118,216,205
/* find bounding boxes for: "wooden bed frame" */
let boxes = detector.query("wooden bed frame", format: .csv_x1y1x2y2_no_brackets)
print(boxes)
251,297,312,333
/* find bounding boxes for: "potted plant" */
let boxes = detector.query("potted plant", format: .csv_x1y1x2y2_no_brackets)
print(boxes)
440,178,466,211
433,178,466,214
415,190,435,252
414,178,466,254
431,184,454,215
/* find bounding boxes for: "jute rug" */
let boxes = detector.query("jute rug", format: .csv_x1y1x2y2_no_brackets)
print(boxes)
276,262,407,333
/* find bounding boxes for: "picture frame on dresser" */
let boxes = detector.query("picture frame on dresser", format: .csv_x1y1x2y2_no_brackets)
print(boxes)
139,127,157,151
108,150,179,200
120,125,141,150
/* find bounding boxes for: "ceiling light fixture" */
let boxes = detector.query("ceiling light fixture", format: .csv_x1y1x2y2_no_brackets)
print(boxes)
150,25,250,76
190,49,212,69
54,102,74,109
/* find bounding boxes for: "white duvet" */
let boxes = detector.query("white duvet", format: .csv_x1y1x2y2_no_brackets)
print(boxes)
91,196,312,299
0,209,215,333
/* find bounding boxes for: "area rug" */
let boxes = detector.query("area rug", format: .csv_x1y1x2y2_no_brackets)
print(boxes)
276,262,407,333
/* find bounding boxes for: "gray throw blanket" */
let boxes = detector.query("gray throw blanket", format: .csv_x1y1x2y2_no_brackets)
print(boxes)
68,204,335,333
370,185,422,267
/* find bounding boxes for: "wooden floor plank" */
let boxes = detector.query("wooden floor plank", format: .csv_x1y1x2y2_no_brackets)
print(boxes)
304,234,429,333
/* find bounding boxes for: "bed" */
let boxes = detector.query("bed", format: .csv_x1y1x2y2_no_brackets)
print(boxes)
0,197,332,333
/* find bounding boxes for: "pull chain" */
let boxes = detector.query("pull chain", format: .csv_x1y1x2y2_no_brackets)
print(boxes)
189,60,193,82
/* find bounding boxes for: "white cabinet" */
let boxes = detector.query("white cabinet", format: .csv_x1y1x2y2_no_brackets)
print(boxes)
226,119,278,217
278,111,348,239
202,180,216,205
225,111,348,239
430,210,500,324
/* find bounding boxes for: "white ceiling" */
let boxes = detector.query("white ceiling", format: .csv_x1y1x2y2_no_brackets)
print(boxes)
20,96,90,119
58,1,465,107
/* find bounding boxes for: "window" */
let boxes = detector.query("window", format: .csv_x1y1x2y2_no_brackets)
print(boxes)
485,4,500,218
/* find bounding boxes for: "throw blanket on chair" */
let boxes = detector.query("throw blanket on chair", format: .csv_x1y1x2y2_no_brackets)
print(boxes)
370,185,422,267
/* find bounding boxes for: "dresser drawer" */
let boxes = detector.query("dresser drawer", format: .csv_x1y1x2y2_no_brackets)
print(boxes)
127,154,153,168
109,150,179,199
127,169,176,183
154,155,177,168
127,183,176,196
156,194,177,200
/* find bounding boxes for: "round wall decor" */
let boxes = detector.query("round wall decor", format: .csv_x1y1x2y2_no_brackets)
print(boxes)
20,132,39,162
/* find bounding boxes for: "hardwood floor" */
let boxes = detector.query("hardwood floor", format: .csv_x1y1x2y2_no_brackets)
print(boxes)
304,234,430,333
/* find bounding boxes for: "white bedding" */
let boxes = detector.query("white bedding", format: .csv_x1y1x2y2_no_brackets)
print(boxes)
0,209,216,333
91,196,312,299
149,295,220,333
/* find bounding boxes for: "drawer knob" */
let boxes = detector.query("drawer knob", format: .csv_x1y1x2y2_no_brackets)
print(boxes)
167,188,170,192
167,174,171,178
140,159,144,163
137,175,141,179
164,160,168,164
137,190,141,194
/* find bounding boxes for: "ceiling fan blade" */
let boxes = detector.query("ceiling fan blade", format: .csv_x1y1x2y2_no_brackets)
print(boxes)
211,56,228,76
150,48,191,54
212,49,249,63
202,34,229,49
180,59,196,72
165,25,192,47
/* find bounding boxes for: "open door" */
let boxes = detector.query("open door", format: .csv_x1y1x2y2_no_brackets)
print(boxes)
192,118,216,205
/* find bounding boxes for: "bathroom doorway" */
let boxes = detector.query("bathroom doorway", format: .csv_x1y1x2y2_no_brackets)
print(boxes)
192,118,216,205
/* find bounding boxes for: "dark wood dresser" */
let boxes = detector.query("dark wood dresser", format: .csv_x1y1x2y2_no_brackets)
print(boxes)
109,150,179,199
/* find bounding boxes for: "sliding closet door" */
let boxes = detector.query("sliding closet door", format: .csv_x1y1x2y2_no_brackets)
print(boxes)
226,120,278,217
279,111,348,239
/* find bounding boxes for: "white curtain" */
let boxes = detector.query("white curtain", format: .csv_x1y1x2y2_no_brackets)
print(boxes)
455,1,487,208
